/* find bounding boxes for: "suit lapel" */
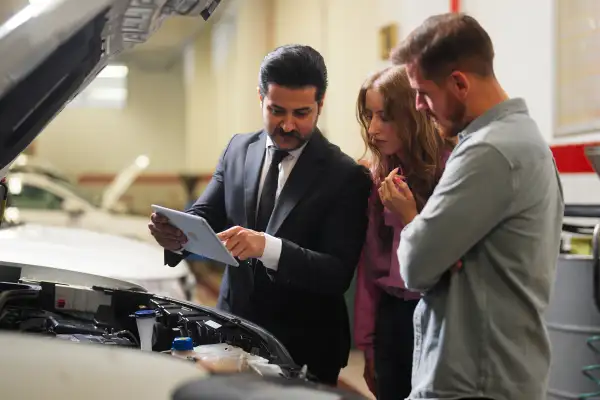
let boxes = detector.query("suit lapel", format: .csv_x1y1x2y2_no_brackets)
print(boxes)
266,131,327,235
244,132,267,229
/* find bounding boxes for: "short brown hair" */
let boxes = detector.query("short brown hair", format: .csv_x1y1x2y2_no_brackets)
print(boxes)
390,13,495,81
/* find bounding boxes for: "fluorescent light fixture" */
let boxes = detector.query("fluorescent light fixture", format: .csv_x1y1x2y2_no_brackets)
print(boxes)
87,87,127,101
98,65,129,79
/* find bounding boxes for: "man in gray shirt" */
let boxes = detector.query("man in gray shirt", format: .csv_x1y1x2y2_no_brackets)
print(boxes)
385,13,565,400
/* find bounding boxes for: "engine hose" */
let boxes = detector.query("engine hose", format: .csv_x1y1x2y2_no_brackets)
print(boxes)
580,335,600,399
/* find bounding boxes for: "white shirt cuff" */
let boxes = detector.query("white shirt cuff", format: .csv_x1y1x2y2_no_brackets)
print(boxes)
258,234,282,271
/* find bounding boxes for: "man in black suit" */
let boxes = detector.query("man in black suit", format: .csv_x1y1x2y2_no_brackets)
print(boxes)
148,44,371,385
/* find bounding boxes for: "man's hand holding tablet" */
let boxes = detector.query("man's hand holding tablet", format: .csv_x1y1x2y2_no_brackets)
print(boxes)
149,212,266,260
148,212,188,252
148,205,240,267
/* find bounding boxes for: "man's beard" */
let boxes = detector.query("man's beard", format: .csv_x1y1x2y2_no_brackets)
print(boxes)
431,96,469,138
269,125,316,150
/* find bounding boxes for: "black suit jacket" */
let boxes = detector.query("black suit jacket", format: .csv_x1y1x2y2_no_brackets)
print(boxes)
165,130,371,373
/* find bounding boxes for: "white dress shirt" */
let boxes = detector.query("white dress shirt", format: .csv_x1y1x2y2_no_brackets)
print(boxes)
257,136,307,270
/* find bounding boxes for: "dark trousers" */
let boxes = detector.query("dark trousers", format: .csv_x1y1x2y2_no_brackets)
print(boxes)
308,365,341,386
374,292,419,400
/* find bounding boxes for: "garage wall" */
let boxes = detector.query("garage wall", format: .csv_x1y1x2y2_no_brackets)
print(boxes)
215,0,451,160
35,62,187,176
28,1,598,209
32,0,557,176
460,0,554,143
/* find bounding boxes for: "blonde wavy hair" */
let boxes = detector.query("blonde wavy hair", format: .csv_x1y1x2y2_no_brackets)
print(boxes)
357,65,454,245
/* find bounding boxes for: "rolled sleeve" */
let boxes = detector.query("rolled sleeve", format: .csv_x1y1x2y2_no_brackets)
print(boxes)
259,233,283,270
398,142,514,291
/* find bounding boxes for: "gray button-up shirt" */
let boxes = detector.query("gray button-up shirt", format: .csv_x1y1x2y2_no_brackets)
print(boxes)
398,98,564,400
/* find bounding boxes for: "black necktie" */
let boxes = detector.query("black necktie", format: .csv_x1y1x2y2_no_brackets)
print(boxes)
255,148,288,232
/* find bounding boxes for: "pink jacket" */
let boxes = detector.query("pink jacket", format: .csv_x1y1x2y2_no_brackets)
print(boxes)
354,150,451,359
353,183,421,359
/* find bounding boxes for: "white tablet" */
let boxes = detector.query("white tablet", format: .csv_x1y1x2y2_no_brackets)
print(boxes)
151,204,239,267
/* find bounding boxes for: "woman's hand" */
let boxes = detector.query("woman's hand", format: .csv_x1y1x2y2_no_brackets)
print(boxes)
378,168,418,225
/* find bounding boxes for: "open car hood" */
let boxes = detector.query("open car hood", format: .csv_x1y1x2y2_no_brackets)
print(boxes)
0,259,369,398
0,0,222,174
101,154,150,211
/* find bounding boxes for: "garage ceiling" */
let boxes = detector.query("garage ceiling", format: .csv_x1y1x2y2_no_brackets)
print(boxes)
117,16,206,70
119,1,236,71
0,1,234,71
139,17,203,49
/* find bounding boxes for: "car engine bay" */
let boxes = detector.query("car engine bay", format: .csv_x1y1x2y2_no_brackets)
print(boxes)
0,270,301,379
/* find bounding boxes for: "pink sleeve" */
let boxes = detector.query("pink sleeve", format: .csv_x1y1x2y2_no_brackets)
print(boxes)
353,191,381,359
354,250,380,359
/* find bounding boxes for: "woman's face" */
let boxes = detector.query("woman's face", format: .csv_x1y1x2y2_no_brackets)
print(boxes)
364,89,402,156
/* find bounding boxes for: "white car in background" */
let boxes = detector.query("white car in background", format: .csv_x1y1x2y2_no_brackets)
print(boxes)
9,154,72,184
5,154,153,243
0,221,195,301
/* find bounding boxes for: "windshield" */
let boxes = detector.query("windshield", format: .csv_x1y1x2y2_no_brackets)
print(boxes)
9,160,72,184
6,174,101,209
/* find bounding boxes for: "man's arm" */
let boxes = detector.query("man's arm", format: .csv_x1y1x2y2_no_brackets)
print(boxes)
398,143,514,292
273,165,372,295
164,137,235,267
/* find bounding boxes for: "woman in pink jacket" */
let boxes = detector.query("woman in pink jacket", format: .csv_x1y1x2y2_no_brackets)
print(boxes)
354,65,454,399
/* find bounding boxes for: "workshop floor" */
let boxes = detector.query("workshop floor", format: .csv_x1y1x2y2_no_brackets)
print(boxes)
190,261,375,399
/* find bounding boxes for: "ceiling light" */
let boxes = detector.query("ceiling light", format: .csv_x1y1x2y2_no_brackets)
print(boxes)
88,88,127,101
98,65,129,79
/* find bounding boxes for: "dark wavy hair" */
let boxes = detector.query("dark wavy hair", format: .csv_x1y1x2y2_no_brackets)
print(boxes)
258,44,328,102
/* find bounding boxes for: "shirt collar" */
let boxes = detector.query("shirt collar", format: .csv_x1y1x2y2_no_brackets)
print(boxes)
265,134,308,159
458,97,529,142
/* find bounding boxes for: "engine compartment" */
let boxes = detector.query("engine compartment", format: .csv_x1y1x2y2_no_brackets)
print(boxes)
0,277,300,378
